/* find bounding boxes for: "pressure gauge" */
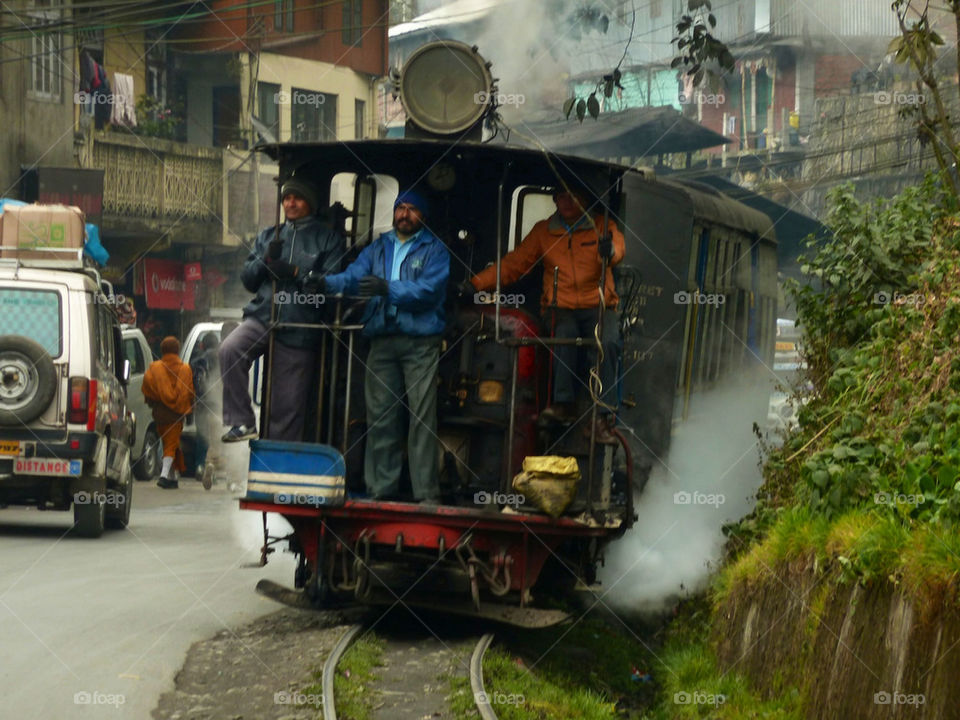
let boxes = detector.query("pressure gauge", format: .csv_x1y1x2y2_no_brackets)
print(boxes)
427,162,457,191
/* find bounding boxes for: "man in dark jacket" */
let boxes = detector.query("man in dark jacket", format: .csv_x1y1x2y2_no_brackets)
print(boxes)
219,177,343,443
320,190,449,502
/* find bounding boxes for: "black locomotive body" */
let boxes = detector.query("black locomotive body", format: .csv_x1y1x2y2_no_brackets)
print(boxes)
240,137,777,625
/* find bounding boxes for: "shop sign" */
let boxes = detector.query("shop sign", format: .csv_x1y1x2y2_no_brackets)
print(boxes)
144,258,195,310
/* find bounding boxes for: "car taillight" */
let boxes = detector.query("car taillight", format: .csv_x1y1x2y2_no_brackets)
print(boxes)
87,379,97,431
68,378,97,429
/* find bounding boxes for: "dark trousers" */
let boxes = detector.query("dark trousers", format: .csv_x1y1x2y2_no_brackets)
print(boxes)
364,335,440,501
551,308,621,411
218,318,315,442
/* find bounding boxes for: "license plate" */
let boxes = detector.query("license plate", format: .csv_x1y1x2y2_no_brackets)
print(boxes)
13,458,82,476
0,441,19,456
775,341,796,352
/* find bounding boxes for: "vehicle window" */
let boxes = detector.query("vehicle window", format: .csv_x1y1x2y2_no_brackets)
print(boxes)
330,172,398,247
123,337,145,375
97,306,114,371
510,187,556,251
0,288,62,357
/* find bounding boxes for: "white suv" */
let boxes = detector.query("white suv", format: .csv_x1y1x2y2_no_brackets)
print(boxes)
0,260,134,537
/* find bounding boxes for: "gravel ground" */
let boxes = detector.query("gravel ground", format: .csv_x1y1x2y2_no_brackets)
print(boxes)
151,607,353,720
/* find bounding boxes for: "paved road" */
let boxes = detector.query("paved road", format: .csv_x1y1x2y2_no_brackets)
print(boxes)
0,473,297,719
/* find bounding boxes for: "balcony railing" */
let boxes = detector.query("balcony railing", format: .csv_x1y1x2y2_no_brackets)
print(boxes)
90,130,224,224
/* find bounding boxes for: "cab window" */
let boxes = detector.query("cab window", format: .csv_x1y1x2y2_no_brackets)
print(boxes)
330,172,399,248
509,187,555,251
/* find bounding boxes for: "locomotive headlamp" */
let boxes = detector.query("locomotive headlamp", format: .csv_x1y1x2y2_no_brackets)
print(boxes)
399,40,494,137
477,380,504,404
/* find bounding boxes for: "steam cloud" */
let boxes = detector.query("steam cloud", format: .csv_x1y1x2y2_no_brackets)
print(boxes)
600,376,773,612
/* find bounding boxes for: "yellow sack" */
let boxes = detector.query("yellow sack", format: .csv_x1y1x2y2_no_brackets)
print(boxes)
521,455,579,477
512,456,581,518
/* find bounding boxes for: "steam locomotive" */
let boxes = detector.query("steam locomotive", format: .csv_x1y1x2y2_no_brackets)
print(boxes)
240,41,777,626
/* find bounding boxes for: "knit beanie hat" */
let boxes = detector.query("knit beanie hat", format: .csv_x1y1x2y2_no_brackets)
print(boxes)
281,177,320,213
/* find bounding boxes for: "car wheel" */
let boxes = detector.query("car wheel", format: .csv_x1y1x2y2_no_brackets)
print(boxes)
133,427,161,481
74,494,106,538
106,457,133,530
0,336,57,426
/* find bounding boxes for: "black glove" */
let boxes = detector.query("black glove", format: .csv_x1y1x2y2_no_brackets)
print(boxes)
267,258,298,279
357,275,389,297
302,271,325,293
459,279,476,297
598,233,614,261
267,237,284,261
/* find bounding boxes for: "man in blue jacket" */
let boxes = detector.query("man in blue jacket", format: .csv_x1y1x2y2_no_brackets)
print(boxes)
320,190,449,502
220,177,343,443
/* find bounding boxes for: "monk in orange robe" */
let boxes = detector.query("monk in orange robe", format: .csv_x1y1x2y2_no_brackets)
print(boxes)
142,336,194,489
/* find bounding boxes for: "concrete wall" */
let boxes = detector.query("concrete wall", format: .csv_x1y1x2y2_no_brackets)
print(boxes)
244,51,378,142
0,2,76,196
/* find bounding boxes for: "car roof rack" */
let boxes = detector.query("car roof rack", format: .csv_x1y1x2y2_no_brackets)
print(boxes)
0,247,103,286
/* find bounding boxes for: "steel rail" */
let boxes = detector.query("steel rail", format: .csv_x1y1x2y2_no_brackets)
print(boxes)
322,623,364,720
470,633,499,720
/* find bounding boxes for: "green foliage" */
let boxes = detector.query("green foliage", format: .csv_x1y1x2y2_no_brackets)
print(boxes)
133,94,183,140
643,603,803,720
759,175,960,526
672,0,735,91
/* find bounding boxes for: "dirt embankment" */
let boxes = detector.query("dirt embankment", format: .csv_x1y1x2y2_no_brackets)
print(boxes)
714,567,960,720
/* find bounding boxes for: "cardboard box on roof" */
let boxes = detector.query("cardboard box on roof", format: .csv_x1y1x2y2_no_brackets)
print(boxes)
0,204,85,261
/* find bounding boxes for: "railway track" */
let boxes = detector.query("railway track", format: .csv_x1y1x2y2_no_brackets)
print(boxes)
322,621,500,720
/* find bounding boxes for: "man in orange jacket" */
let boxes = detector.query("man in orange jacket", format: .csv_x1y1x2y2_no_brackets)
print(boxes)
467,187,625,442
142,336,195,489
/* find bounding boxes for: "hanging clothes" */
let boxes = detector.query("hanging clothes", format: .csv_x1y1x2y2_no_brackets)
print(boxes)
93,64,112,129
110,72,137,128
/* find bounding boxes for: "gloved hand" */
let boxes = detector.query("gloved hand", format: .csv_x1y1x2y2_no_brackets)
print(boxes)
267,258,298,279
357,275,389,297
267,237,284,261
459,279,476,297
597,233,614,261
301,271,325,293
